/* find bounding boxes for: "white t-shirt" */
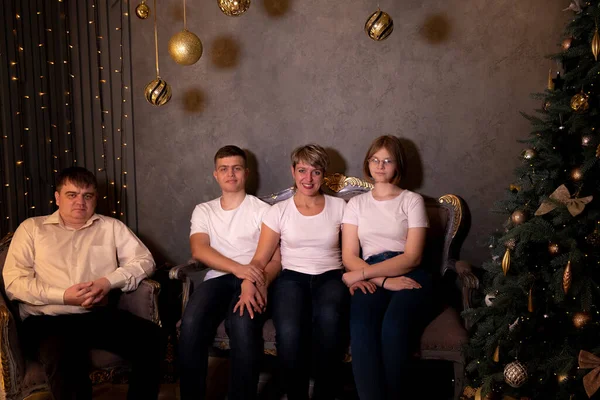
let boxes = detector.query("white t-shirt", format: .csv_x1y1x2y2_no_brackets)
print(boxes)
262,195,346,275
342,190,429,260
190,194,270,281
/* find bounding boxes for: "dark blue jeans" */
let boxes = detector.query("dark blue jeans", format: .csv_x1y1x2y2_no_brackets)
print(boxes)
178,273,266,400
271,269,349,400
350,251,433,400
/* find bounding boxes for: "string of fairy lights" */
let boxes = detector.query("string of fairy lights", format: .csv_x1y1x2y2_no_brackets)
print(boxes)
0,0,136,236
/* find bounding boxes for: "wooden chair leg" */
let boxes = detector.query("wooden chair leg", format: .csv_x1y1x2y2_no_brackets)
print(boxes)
453,361,465,400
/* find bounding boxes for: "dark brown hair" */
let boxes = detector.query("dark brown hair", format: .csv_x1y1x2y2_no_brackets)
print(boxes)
362,135,406,186
56,167,98,192
214,145,247,167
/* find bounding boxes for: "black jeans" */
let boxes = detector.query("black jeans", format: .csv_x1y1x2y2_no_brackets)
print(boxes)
349,251,433,400
271,269,349,400
178,273,267,400
21,307,164,400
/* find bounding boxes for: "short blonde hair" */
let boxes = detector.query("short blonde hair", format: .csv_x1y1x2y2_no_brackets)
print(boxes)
362,135,406,186
290,144,329,172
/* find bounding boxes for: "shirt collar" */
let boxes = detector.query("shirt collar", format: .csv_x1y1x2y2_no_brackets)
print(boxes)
43,210,103,229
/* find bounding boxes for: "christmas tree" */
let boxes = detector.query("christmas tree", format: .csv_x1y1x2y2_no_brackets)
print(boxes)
464,1,600,399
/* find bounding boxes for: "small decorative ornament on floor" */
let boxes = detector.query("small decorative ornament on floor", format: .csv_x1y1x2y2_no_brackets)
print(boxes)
135,0,150,19
365,9,394,41
168,0,203,65
145,0,172,106
218,0,251,16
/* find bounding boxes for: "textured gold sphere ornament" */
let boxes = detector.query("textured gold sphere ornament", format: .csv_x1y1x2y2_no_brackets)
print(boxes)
168,30,203,65
135,1,150,19
522,148,537,160
562,37,573,51
548,243,560,255
573,311,591,329
365,9,394,41
563,260,572,294
511,210,526,225
144,78,172,106
504,361,528,388
218,0,251,16
571,91,590,113
571,167,583,181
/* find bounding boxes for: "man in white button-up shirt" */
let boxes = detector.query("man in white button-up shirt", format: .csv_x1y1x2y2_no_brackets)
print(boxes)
3,166,163,399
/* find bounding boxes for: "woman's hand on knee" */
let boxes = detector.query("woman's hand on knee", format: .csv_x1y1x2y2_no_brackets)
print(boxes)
349,280,377,295
385,276,421,291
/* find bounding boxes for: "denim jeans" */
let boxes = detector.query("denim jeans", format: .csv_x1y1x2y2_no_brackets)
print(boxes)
350,251,433,400
178,273,266,400
271,269,349,400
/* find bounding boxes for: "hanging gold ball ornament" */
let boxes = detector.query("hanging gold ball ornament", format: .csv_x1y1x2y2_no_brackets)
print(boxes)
548,243,560,255
511,210,527,225
218,0,251,16
168,30,203,66
570,91,590,113
562,37,573,50
522,148,537,160
135,1,150,19
571,167,583,181
573,311,591,329
365,9,394,41
504,360,528,388
144,77,172,106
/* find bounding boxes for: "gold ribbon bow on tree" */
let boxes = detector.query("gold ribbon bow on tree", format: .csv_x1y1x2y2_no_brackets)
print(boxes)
579,350,600,397
534,184,593,217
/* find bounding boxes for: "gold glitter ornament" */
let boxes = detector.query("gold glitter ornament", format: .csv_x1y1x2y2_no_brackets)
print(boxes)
522,148,537,160
571,167,583,181
571,91,590,113
135,0,150,19
596,144,600,158
573,312,591,329
511,210,526,225
504,361,528,388
218,0,251,16
168,30,203,65
144,78,172,106
365,9,394,41
548,243,560,255
563,260,572,294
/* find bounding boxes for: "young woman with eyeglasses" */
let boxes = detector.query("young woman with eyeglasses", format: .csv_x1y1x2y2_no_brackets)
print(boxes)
341,135,433,400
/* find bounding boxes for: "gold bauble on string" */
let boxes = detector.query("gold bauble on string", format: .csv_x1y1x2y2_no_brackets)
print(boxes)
365,9,394,41
571,167,583,181
522,148,537,160
548,243,560,255
592,26,600,61
573,311,591,329
571,91,590,113
511,210,526,225
168,30,203,65
135,1,150,19
502,247,511,276
504,361,528,388
218,0,251,16
144,78,172,106
562,37,573,51
563,260,572,294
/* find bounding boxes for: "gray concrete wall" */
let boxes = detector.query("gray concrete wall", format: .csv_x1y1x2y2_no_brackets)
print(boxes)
129,0,568,266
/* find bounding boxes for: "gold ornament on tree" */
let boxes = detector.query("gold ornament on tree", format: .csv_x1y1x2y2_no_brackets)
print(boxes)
218,0,251,16
596,143,600,158
593,23,600,61
571,167,583,181
535,184,593,217
502,247,511,276
168,0,203,65
504,360,528,388
582,135,593,146
571,90,590,113
493,345,500,362
548,242,560,255
511,210,526,225
588,223,600,246
547,69,555,90
365,9,394,41
562,37,573,50
563,260,572,294
509,183,522,193
522,148,537,160
573,312,591,329
144,0,172,106
135,0,150,19
528,287,534,312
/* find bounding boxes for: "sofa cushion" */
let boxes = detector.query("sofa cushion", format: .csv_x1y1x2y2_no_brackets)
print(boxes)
420,306,467,352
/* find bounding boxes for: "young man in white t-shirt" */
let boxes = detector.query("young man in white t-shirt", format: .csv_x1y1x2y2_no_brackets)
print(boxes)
178,145,281,400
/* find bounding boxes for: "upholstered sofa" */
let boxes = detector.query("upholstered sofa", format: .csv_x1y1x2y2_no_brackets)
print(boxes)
0,233,162,400
169,173,479,400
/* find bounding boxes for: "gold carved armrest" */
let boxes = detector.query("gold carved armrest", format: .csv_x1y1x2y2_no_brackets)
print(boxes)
0,294,24,398
117,279,162,326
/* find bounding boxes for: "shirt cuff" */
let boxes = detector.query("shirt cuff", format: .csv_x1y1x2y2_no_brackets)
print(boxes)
48,287,66,305
105,270,127,289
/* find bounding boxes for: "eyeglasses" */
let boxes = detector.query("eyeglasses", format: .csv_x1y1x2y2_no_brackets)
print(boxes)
369,157,395,167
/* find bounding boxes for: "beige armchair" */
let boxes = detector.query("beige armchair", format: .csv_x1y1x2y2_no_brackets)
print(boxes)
0,233,162,400
169,173,479,400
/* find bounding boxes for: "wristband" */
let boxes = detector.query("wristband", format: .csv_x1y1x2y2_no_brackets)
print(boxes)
382,277,389,289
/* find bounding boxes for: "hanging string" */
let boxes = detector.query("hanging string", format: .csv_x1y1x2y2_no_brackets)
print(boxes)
154,0,159,77
183,0,187,31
